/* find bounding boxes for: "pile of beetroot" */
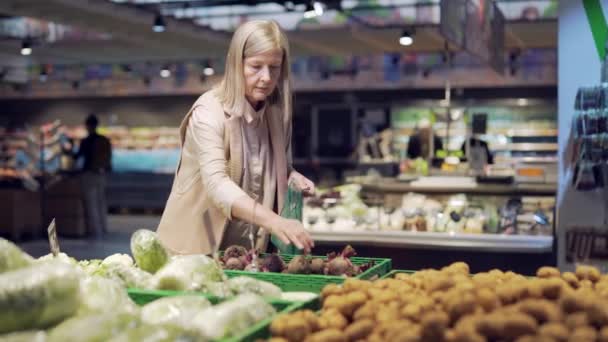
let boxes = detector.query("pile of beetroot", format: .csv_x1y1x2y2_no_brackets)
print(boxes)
220,245,374,277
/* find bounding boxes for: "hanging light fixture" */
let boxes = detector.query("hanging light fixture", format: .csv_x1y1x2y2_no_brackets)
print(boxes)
304,1,323,19
399,29,414,46
153,13,166,33
21,38,32,56
203,60,214,76
160,64,171,78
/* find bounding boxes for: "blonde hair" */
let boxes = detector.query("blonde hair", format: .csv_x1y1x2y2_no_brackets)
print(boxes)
216,20,292,120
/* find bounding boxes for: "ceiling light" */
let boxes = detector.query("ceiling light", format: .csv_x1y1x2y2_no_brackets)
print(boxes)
399,30,413,46
203,67,214,76
304,1,323,19
160,65,171,78
202,60,214,76
21,39,32,56
153,13,166,33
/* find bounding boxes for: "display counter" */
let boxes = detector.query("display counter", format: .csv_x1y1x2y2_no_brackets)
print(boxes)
310,229,553,253
303,178,557,274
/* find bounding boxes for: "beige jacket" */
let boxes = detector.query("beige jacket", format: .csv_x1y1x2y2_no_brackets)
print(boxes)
157,90,291,255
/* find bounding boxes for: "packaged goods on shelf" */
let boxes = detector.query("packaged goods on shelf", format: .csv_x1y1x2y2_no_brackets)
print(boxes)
303,184,554,236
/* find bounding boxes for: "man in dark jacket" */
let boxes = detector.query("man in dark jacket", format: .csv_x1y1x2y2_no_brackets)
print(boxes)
407,121,443,159
75,114,112,238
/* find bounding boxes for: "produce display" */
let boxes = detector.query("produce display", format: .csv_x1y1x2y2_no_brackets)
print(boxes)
303,184,554,236
269,263,608,342
221,245,373,277
0,232,293,341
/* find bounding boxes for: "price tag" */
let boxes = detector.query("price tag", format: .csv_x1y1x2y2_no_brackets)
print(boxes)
47,218,61,256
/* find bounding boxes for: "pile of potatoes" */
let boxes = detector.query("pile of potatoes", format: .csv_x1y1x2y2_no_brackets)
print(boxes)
269,262,608,342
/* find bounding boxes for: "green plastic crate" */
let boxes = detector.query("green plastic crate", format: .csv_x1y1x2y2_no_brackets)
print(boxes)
381,269,416,279
127,288,319,309
224,254,392,293
126,289,316,342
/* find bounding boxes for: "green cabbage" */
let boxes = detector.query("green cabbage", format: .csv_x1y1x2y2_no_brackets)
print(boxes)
78,260,105,277
226,276,282,298
130,229,169,274
141,295,211,328
47,311,138,342
0,261,80,334
205,282,232,298
37,253,78,266
101,254,133,268
104,263,152,289
0,331,46,342
78,276,138,315
0,238,33,274
151,255,224,291
192,294,275,340
108,325,204,342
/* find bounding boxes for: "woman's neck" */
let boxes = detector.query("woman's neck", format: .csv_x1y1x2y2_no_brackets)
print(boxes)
246,97,264,111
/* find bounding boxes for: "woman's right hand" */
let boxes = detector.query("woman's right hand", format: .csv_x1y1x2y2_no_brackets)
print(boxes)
270,217,314,253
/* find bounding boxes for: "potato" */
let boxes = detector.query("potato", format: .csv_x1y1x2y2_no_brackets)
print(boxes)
518,299,562,323
569,326,597,341
502,313,538,339
541,278,565,300
587,301,608,327
344,319,374,341
537,266,561,279
319,310,348,330
599,326,608,342
283,320,312,341
476,314,504,339
562,272,580,289
539,322,569,341
343,279,372,292
576,265,601,282
304,329,346,342
565,312,590,330
421,311,449,340
514,335,556,342
353,302,377,321
447,292,477,322
270,315,296,338
476,287,501,312
322,284,344,299
268,338,290,342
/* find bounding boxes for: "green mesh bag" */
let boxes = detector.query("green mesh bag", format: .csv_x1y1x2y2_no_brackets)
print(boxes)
271,182,303,255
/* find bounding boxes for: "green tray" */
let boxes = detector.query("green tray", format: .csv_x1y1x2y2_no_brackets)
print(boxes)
224,254,392,293
127,289,316,342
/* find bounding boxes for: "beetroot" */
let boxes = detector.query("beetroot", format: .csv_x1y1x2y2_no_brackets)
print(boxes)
261,254,285,273
223,245,247,263
325,245,358,276
224,257,245,270
286,255,311,274
310,258,325,274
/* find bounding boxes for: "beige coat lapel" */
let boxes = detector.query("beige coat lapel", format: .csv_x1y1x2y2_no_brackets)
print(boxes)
226,116,243,185
267,106,288,214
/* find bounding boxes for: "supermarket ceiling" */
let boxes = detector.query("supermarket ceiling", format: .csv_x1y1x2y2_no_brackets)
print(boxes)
0,0,557,66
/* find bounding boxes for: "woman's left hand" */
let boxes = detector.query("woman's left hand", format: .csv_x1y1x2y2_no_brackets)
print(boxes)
289,171,315,196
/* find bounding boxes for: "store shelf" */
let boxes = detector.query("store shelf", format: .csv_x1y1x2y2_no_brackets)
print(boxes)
359,177,556,196
310,229,553,253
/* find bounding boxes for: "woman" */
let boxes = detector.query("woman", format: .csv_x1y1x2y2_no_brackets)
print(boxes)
157,20,315,255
